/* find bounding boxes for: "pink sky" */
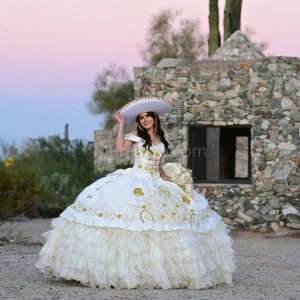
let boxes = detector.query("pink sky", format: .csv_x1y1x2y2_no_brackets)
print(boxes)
0,0,300,149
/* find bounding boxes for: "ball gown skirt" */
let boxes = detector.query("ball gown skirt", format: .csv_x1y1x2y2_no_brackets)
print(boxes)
36,134,236,289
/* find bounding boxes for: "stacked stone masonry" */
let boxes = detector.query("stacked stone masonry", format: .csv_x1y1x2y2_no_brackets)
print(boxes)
94,31,300,232
131,56,300,232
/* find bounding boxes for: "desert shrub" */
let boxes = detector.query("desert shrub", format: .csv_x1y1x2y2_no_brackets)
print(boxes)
0,164,39,222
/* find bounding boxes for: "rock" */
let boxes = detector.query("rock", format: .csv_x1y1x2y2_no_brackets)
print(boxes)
225,89,238,97
234,218,245,225
157,58,189,68
263,214,275,222
282,206,300,216
269,199,281,209
279,221,285,227
286,214,300,224
229,99,240,106
213,121,227,126
262,119,269,129
267,143,276,150
271,222,280,232
222,217,235,225
192,105,204,114
275,184,286,194
273,91,282,98
183,112,193,122
233,202,241,210
208,100,218,107
281,98,293,109
286,223,300,229
274,165,291,180
277,143,297,151
260,206,269,215
264,166,272,179
291,77,300,89
220,78,231,88
291,108,300,121
237,211,252,223
249,225,260,231
245,209,264,223
239,119,249,125
259,227,268,233
263,180,273,191
226,208,238,219
207,81,218,91
243,200,254,210
267,64,277,71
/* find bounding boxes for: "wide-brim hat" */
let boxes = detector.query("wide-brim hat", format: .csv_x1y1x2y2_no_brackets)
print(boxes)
119,97,174,123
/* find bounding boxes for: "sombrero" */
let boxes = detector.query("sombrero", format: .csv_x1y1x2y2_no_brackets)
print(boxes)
119,97,174,123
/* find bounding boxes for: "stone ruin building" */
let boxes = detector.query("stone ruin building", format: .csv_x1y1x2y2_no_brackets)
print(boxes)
94,31,300,232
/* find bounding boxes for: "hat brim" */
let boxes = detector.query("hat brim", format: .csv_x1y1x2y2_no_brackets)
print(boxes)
119,97,174,123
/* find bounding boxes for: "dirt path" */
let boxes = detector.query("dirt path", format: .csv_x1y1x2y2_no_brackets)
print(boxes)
0,220,299,300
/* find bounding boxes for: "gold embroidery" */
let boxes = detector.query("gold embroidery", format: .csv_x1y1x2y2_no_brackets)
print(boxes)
159,186,171,196
181,194,191,205
154,151,160,158
70,149,214,227
70,200,214,228
71,204,136,223
129,182,211,227
140,210,154,223
133,141,163,178
133,187,144,196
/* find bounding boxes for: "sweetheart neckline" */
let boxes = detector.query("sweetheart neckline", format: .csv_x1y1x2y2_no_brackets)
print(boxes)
151,143,163,147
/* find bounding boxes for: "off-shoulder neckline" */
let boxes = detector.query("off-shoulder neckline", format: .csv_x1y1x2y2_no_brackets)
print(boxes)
127,133,163,147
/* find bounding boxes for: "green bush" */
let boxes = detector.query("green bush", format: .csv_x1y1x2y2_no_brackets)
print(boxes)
0,136,102,219
0,165,39,221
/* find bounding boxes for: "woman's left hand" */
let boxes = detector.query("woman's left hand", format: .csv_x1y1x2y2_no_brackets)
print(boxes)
163,175,172,182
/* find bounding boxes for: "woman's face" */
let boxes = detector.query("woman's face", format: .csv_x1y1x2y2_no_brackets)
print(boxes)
138,112,155,130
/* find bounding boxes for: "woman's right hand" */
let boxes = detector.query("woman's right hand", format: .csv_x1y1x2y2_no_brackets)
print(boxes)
114,110,125,125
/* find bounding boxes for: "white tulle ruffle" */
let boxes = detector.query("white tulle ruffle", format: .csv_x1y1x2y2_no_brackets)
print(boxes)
36,217,236,289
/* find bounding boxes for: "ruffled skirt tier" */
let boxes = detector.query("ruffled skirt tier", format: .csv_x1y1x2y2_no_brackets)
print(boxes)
36,217,236,289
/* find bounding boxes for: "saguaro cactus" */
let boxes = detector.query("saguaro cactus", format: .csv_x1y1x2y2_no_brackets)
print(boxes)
224,0,243,41
208,0,221,56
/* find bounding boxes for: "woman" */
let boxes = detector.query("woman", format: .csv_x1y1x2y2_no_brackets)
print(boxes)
36,97,236,289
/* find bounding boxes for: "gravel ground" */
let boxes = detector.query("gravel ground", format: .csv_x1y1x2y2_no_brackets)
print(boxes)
0,219,299,300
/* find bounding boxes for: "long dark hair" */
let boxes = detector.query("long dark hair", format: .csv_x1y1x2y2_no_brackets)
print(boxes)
136,112,171,154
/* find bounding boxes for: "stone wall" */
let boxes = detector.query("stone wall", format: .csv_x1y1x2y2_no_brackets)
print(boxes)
133,57,300,232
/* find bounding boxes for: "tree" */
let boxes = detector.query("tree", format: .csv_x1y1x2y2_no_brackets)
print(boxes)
140,9,206,65
208,0,221,56
88,64,134,129
88,9,206,127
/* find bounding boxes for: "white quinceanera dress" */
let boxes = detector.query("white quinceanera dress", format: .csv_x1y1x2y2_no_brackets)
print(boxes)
36,134,236,289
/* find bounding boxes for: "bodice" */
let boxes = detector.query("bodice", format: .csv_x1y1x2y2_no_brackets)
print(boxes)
124,134,165,178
